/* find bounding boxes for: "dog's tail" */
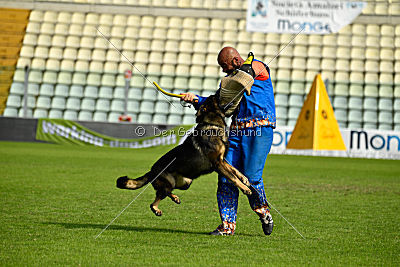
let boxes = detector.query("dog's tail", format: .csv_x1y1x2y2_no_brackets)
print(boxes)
116,174,151,190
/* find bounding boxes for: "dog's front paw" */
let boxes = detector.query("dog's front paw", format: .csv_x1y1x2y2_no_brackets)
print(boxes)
242,177,251,187
242,187,252,196
116,176,128,188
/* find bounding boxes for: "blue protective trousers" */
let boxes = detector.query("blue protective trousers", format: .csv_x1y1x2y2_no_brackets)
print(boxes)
217,126,273,224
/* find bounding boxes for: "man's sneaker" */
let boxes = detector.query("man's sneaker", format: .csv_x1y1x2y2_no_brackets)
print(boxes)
209,224,234,236
260,213,273,235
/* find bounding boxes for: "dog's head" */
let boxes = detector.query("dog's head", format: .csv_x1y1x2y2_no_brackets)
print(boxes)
195,94,226,126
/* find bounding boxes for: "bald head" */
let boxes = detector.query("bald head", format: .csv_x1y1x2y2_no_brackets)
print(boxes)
217,47,244,74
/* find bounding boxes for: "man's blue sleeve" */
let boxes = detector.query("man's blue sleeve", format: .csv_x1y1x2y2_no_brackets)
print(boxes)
193,95,207,110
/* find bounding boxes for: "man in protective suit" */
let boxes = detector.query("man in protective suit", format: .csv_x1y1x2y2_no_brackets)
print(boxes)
181,47,276,236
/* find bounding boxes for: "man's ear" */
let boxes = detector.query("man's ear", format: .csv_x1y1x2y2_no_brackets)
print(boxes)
231,57,239,68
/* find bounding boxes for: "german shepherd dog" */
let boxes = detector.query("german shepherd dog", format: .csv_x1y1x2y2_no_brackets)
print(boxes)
116,94,254,216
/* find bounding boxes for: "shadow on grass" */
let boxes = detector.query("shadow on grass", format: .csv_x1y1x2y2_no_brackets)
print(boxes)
43,221,209,235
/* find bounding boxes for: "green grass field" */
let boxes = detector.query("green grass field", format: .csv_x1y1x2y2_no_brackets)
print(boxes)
0,141,399,266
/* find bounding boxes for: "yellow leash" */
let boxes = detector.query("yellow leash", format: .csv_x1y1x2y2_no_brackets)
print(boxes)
153,81,198,102
153,82,182,98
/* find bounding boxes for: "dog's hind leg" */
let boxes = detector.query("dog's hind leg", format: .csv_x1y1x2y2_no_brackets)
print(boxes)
168,193,181,204
176,176,193,190
150,190,167,216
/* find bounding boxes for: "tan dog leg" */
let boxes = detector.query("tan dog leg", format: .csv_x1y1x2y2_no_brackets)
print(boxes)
168,193,181,204
150,191,167,216
222,160,251,187
215,159,252,195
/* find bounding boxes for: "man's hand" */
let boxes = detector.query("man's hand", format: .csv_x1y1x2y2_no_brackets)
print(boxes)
180,92,198,103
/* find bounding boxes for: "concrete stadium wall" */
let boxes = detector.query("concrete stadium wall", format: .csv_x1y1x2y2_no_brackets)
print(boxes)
0,117,175,142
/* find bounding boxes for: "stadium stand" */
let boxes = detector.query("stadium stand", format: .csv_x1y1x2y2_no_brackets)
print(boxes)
0,8,30,116
0,0,399,130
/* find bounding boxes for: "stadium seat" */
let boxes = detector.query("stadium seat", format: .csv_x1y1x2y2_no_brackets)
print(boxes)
95,99,110,112
85,13,99,25
78,111,93,121
288,107,301,120
48,109,63,119
46,59,60,71
28,70,42,84
394,99,400,111
70,12,85,24
26,22,41,34
10,83,24,95
33,109,48,118
363,111,377,123
137,113,152,124
17,107,33,118
288,94,303,107
3,107,18,117
363,97,378,111
60,59,75,73
350,60,364,72
378,124,392,130
379,111,393,124
139,100,154,114
34,47,49,59
110,99,125,113
69,24,83,36
379,85,393,98
51,97,66,110
394,112,400,124
66,98,81,111
167,114,182,125
42,72,57,84
349,72,364,84
320,58,335,71
36,96,51,109
182,115,195,125
68,85,83,98
188,77,202,90
153,114,168,124
54,24,69,36
6,95,21,108
30,10,43,22
55,85,69,97
128,88,142,101
127,100,139,113
349,97,362,110
169,103,184,115
39,84,54,97
112,87,125,100
333,96,347,109
93,111,107,122
363,122,377,130
366,36,380,48
348,110,362,123
378,98,393,111
334,108,347,123
174,77,188,90
154,101,169,115
363,85,378,97
57,72,71,85
380,74,393,85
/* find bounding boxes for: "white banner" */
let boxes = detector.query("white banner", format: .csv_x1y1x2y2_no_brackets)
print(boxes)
272,126,400,160
246,0,367,34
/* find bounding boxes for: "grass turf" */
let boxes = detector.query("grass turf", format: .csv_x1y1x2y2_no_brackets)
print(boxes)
0,141,399,266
